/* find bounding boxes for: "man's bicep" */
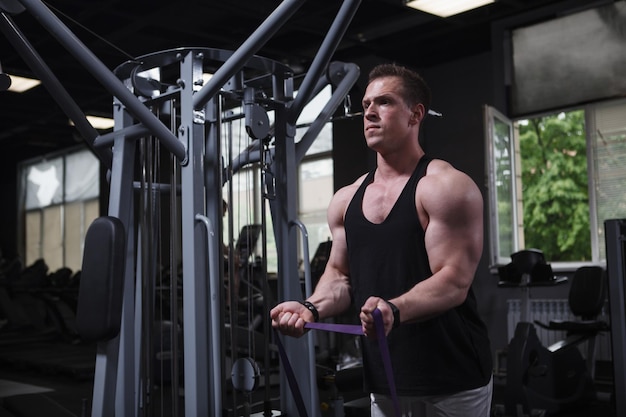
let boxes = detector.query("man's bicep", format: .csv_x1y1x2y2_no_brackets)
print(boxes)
423,181,483,279
321,227,350,282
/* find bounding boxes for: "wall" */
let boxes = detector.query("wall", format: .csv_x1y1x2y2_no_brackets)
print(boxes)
0,172,18,260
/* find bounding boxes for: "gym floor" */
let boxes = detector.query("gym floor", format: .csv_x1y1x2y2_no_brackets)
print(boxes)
0,335,617,417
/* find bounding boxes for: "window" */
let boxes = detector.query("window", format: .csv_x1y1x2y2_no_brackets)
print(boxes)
298,157,333,261
19,147,100,272
296,86,334,266
486,99,626,267
223,86,334,273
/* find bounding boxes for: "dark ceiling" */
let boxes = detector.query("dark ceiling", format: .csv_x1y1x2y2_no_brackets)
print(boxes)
0,0,577,165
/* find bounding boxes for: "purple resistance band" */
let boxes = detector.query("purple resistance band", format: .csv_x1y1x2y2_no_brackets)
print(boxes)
274,308,401,417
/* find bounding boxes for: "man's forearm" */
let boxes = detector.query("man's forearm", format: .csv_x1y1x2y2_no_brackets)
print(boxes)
306,276,352,320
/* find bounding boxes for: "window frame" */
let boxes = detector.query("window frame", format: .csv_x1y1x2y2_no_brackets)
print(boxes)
485,98,626,270
484,105,521,267
18,146,100,272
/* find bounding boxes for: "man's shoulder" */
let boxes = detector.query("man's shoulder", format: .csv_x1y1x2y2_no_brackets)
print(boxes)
423,157,454,174
334,174,366,202
423,158,472,182
418,159,480,202
328,173,369,217
337,173,369,193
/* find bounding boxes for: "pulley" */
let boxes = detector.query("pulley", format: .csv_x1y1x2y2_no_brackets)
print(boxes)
231,357,261,394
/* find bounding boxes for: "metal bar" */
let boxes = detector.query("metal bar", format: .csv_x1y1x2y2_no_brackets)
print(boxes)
288,0,361,124
129,225,142,417
259,144,273,416
203,83,225,417
89,104,137,417
228,61,359,177
192,0,303,110
270,85,315,417
168,101,181,417
15,0,186,161
289,219,319,417
114,106,140,417
95,123,151,148
0,12,112,168
605,219,626,417
195,214,222,417
178,50,211,417
295,61,359,162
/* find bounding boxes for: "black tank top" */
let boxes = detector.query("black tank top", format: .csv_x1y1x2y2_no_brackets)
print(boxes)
344,156,492,396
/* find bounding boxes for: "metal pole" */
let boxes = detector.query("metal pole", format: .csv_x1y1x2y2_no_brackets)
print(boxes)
192,0,303,110
605,219,626,417
15,0,186,161
288,0,361,124
89,103,137,417
290,219,320,417
178,50,211,417
295,62,360,162
0,12,112,168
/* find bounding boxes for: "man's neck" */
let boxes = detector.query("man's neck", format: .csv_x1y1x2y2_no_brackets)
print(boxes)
375,148,424,181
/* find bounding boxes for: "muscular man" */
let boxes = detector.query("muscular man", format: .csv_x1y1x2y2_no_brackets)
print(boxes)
271,63,492,417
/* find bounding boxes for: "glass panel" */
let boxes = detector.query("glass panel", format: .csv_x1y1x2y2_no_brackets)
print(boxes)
590,100,626,260
25,211,42,266
485,106,517,265
42,205,63,271
299,123,332,156
64,201,83,272
296,86,333,155
264,200,278,274
65,149,100,202
299,211,331,263
511,2,626,115
24,156,63,209
299,158,333,265
518,110,590,262
84,199,100,228
299,158,334,212
226,168,257,246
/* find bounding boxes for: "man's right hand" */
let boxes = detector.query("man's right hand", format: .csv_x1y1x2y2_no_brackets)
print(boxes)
270,301,314,338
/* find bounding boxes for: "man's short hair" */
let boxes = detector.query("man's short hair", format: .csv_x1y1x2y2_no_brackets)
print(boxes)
368,63,431,113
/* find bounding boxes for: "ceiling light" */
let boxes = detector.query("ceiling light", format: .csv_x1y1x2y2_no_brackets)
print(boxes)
70,115,115,130
405,0,494,17
6,74,41,93
87,115,115,130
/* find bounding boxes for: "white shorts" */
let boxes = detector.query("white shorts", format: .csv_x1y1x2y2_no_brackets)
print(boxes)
370,376,493,417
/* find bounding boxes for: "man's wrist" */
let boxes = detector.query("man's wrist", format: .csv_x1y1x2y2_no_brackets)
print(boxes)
299,300,319,322
385,300,401,328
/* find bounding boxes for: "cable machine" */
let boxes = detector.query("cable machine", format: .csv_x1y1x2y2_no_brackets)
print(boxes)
1,0,362,416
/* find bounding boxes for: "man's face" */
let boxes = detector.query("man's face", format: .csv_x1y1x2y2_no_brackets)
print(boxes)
361,76,415,152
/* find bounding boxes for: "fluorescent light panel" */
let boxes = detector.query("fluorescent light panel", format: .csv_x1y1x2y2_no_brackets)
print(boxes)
70,115,115,130
405,0,494,17
86,115,115,130
7,74,41,92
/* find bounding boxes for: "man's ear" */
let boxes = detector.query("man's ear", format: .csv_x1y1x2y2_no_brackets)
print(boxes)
410,103,426,124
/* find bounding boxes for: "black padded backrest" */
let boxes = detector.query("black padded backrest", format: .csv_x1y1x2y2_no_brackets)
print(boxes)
76,216,126,342
510,249,546,275
499,249,549,283
569,266,607,320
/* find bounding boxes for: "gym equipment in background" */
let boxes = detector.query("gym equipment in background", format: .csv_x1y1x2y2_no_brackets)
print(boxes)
500,251,609,416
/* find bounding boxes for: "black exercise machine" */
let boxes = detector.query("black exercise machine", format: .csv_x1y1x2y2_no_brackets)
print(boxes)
500,251,609,416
